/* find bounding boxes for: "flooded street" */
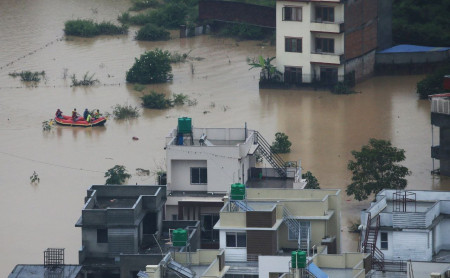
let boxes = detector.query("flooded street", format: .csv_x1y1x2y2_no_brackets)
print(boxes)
1,0,449,276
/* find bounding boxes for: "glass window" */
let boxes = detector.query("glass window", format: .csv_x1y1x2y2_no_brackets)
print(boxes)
283,7,302,21
380,232,388,249
201,214,220,242
97,229,108,243
285,38,302,53
316,6,334,22
284,67,302,85
315,38,335,53
191,167,207,184
226,232,246,247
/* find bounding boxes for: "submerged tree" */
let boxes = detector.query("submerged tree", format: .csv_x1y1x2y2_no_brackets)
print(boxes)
248,56,281,81
302,171,320,189
346,138,411,201
126,49,172,84
105,165,131,185
271,132,292,154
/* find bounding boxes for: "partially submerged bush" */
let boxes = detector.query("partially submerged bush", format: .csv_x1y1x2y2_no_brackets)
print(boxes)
417,64,450,99
9,71,45,82
135,23,170,41
173,93,188,105
112,104,140,119
71,72,99,86
218,23,265,40
126,49,173,84
64,19,128,37
271,132,292,154
118,2,188,28
129,0,159,11
141,91,173,109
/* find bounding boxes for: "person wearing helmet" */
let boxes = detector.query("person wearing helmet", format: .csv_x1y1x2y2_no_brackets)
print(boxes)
83,108,89,120
55,109,63,119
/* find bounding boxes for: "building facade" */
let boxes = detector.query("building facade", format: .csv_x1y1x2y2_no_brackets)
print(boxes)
214,188,342,262
360,189,450,262
276,0,392,85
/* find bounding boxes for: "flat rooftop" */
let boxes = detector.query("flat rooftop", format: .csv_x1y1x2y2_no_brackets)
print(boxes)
8,265,82,278
94,197,138,209
246,177,294,189
382,200,436,213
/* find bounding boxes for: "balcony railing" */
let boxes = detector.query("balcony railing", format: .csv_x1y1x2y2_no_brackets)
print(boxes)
310,21,345,33
310,52,345,65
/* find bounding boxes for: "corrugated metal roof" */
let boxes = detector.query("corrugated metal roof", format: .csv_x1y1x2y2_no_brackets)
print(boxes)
379,44,450,54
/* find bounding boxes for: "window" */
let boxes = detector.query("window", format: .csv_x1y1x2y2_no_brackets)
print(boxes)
380,232,388,249
283,7,302,21
97,229,108,243
226,232,246,247
315,38,334,53
191,167,207,184
284,67,302,85
320,67,338,85
285,38,302,53
288,221,310,240
315,6,334,22
172,214,178,220
201,214,220,242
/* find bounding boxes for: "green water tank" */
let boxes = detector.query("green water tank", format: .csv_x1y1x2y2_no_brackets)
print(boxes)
178,117,192,134
297,251,306,268
291,251,297,268
172,228,187,246
230,183,245,200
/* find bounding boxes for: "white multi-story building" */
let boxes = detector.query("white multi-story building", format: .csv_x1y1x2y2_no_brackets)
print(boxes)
360,189,450,262
163,119,303,248
276,0,391,85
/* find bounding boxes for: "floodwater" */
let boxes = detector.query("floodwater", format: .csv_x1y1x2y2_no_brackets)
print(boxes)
0,0,449,276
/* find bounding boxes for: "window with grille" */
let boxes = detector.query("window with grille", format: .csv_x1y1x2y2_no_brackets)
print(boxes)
191,167,207,184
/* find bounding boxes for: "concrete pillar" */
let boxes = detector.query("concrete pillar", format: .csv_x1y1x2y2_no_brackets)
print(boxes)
146,265,161,278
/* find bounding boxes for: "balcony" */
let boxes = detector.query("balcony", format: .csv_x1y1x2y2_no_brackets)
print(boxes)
310,52,344,65
431,145,450,160
310,21,344,33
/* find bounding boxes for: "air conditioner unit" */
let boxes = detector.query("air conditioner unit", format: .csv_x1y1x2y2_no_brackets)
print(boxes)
430,273,441,278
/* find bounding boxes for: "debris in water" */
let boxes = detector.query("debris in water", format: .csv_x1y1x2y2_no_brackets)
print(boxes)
132,136,139,140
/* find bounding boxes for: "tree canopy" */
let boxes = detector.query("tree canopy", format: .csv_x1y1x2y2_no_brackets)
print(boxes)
105,165,131,185
302,171,320,189
126,49,172,84
346,139,411,201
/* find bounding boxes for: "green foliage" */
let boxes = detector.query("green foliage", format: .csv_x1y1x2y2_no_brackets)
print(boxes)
170,51,190,63
129,0,159,11
393,0,450,46
346,139,411,201
206,0,274,7
105,165,131,185
332,82,356,95
9,71,45,82
126,49,173,84
173,93,188,105
248,56,281,81
71,72,99,86
302,171,320,189
119,2,189,28
135,23,170,41
219,23,264,40
141,91,173,109
133,84,146,92
30,171,40,184
64,19,127,37
112,104,140,119
416,64,450,99
271,132,292,154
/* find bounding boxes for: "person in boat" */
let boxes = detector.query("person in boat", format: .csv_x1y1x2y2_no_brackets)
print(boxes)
83,108,89,120
72,108,79,122
86,113,92,123
93,109,100,119
55,109,63,119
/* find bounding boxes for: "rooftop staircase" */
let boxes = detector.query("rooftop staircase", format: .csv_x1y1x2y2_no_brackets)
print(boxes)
362,212,385,271
253,131,287,178
283,206,310,252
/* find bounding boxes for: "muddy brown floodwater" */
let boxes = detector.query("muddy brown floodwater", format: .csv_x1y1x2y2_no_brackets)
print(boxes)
1,0,449,276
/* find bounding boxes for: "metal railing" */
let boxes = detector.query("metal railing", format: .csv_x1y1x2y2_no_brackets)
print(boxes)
253,131,287,178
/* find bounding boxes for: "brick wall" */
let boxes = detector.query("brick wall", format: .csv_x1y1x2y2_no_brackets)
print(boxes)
344,0,378,60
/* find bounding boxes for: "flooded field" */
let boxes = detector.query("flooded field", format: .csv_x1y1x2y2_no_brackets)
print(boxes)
1,0,449,276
